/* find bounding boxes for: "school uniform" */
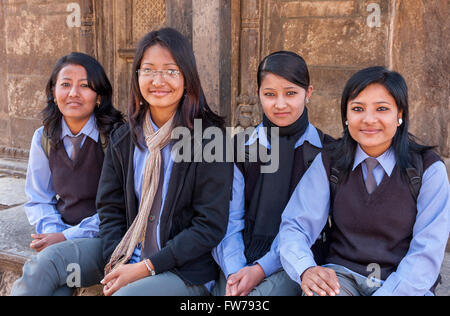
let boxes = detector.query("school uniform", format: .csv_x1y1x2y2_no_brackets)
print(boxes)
23,114,102,238
97,115,233,296
279,145,450,296
12,114,106,296
212,110,331,296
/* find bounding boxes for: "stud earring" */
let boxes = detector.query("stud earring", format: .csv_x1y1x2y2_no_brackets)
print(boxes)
398,118,403,125
345,120,349,126
305,98,310,105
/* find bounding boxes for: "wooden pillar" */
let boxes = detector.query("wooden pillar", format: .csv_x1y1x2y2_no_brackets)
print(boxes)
165,0,193,44
79,0,96,57
234,0,264,128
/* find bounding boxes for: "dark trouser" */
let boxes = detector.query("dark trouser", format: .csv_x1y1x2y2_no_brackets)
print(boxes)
11,238,104,296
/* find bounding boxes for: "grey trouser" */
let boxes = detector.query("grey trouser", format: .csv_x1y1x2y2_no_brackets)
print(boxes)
113,271,210,296
304,265,380,297
11,238,104,296
212,270,301,296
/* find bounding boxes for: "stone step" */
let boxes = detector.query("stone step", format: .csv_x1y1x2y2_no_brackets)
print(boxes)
0,251,28,296
0,177,27,209
0,158,27,178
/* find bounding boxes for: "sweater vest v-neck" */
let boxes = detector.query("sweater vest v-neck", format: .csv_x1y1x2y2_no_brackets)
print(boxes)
323,149,441,280
49,137,105,226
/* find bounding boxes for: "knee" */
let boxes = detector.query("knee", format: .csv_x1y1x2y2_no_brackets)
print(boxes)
23,242,72,281
36,243,68,269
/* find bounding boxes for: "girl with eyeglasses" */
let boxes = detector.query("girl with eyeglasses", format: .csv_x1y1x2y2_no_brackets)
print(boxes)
97,27,233,296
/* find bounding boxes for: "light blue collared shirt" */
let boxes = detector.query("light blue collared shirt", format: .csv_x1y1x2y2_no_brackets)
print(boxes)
279,145,450,296
212,123,323,279
24,114,100,240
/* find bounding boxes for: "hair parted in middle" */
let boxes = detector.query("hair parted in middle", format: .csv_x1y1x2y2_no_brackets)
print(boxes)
257,50,310,92
330,66,434,181
43,52,124,147
128,27,224,148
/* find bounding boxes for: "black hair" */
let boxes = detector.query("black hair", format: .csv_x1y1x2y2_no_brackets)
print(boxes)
129,27,224,148
331,66,435,180
257,51,310,91
43,52,124,146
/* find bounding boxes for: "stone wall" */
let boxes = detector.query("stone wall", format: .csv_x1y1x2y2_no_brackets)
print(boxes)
391,0,449,157
232,0,449,159
0,0,87,154
0,0,449,158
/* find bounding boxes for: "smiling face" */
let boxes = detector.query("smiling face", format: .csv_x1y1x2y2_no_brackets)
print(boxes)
346,83,403,157
138,44,185,126
53,64,99,129
259,73,313,127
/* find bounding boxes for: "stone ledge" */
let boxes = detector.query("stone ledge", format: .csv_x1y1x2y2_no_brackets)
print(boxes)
0,147,29,161
0,158,27,178
0,251,27,274
0,251,27,296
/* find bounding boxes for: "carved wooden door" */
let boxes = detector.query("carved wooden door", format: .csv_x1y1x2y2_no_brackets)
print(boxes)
95,0,166,116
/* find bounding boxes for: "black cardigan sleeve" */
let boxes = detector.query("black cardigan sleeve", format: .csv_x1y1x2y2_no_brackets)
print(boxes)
96,129,128,266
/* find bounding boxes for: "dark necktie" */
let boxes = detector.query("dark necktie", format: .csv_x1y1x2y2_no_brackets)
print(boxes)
68,135,84,161
365,157,379,194
141,157,165,260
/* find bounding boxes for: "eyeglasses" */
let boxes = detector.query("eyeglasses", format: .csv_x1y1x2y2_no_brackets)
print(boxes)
137,68,181,80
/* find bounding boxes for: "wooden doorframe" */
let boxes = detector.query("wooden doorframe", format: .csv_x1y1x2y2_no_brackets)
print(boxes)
232,0,265,129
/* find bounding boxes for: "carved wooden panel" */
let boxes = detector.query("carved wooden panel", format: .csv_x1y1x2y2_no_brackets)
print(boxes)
132,0,166,43
94,0,167,116
234,0,264,128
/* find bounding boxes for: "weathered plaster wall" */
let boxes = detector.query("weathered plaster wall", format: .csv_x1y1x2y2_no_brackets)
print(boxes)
0,1,9,148
0,0,449,159
233,0,449,158
0,0,82,154
391,0,449,156
280,0,391,139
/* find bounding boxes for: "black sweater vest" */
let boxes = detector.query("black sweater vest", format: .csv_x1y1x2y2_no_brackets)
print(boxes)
322,149,441,280
49,137,104,226
237,137,332,264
